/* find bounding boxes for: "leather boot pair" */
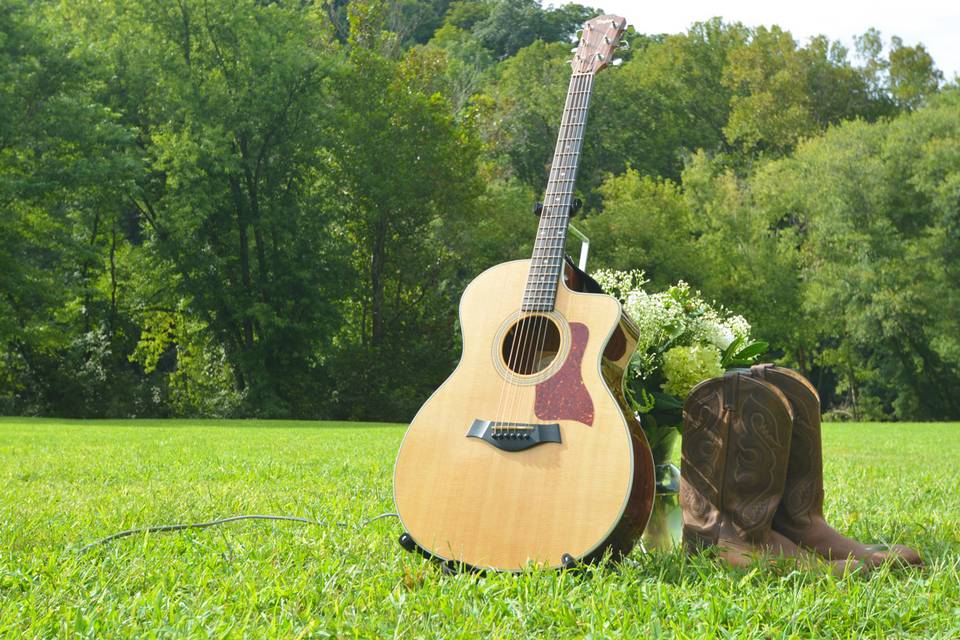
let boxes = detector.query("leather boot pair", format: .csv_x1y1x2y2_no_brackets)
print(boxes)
749,364,923,567
680,367,922,570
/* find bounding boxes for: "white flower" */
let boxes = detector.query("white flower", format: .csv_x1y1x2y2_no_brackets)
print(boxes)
623,290,683,354
698,318,736,350
592,268,647,301
724,314,752,341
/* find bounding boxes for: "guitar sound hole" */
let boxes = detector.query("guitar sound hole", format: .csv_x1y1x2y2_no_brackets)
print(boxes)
502,315,561,375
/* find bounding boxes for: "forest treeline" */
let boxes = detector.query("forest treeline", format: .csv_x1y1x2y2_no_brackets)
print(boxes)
2,0,958,421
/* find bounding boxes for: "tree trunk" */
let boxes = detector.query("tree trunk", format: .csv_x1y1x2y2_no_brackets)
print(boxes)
846,360,860,421
229,176,256,350
370,211,388,347
253,225,269,298
796,345,808,377
109,221,118,330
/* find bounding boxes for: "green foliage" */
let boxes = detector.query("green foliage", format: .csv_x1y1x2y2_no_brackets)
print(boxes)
854,29,943,111
450,0,599,59
0,0,146,415
723,27,882,155
131,304,245,417
750,91,960,419
327,9,485,420
1,418,958,636
582,171,700,284
0,2,956,420
720,335,770,368
888,37,943,109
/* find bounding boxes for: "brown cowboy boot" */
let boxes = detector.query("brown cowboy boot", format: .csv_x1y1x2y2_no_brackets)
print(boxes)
681,371,809,567
749,364,923,567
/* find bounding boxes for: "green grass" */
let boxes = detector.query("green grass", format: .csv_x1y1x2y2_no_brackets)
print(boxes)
1,418,958,639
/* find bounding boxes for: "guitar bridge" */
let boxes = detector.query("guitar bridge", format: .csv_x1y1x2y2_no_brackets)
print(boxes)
466,419,561,452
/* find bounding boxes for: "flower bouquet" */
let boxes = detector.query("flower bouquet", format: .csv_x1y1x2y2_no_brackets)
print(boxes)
592,269,768,549
593,269,768,460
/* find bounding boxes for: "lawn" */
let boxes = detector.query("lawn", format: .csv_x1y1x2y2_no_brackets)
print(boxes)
1,418,958,638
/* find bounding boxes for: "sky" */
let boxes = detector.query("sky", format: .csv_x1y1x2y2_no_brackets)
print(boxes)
597,0,960,81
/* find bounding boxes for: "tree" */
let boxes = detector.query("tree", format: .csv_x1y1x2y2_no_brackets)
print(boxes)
723,26,818,154
0,0,142,415
313,2,487,420
750,92,960,418
888,37,943,110
60,0,353,415
580,170,702,287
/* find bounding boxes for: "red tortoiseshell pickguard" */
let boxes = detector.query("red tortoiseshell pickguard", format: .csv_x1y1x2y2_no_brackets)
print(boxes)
534,322,594,426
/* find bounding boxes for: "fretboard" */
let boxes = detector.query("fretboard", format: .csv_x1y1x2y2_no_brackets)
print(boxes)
522,72,596,312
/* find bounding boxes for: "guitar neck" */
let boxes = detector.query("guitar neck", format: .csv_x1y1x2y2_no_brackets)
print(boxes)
522,72,596,312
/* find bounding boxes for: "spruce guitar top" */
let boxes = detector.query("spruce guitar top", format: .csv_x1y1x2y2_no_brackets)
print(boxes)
393,15,655,571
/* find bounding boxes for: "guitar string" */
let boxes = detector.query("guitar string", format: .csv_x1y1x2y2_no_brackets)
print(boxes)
524,72,594,430
492,70,585,435
501,70,593,435
528,75,587,373
495,76,578,436
526,72,593,429
509,71,592,433
500,71,586,432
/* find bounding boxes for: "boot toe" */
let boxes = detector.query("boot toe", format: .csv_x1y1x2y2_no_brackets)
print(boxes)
863,543,924,568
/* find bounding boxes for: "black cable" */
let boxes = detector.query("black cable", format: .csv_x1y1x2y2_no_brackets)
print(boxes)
76,512,399,553
359,511,400,528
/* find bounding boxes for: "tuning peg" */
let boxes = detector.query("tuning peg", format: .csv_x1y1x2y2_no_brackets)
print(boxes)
570,47,578,53
596,53,605,62
618,40,630,51
604,36,612,45
612,58,623,66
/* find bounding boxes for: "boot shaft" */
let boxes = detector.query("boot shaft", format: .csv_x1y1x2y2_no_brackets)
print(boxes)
749,365,826,530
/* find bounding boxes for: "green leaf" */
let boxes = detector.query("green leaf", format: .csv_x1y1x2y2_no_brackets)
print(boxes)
720,335,745,367
734,340,769,361
651,391,684,411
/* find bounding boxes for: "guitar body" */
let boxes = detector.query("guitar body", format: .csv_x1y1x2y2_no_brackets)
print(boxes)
394,260,655,571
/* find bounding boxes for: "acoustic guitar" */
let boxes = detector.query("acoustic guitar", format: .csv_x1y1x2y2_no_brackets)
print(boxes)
393,15,655,571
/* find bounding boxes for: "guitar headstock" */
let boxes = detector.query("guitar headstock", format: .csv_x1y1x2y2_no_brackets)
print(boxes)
572,15,627,75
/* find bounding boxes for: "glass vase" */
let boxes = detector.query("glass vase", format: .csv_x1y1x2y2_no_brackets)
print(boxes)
640,426,683,552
